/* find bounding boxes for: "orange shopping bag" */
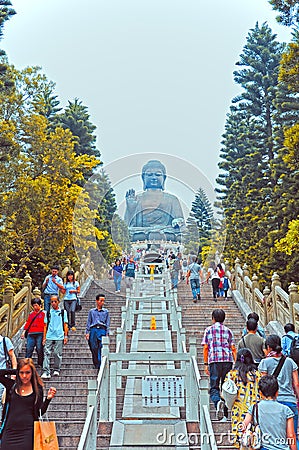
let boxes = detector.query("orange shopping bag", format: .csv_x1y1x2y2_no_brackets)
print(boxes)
34,420,59,450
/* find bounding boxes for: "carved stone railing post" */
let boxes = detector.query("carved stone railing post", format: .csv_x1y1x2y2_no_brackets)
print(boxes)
289,282,299,324
3,284,14,336
271,272,281,320
224,259,230,273
242,264,249,303
252,274,259,312
22,273,32,317
231,268,236,290
242,264,249,278
32,287,41,298
263,286,270,324
234,258,242,295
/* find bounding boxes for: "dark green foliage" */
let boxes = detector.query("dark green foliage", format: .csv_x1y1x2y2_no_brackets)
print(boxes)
0,0,15,41
32,81,61,119
269,0,299,26
0,1,15,92
54,98,100,159
183,188,214,257
216,22,295,285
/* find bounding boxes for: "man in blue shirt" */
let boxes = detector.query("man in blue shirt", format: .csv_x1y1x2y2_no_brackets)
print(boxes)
41,295,68,379
282,323,298,356
85,294,110,369
42,265,65,313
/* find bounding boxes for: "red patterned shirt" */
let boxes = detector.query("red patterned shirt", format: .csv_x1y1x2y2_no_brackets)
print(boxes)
202,321,235,363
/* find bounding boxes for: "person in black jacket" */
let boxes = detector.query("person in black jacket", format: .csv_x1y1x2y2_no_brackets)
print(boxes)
0,358,56,450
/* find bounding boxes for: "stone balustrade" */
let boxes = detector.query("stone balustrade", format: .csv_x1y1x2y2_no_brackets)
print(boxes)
230,258,299,333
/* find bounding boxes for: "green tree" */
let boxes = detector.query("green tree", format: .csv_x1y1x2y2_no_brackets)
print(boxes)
183,188,214,259
269,0,299,26
190,187,214,237
54,98,100,158
0,65,100,287
183,216,200,256
32,80,61,119
217,23,286,282
0,1,15,92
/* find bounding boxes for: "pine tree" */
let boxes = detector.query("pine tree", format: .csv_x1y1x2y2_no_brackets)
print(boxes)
54,98,100,159
0,1,15,92
217,23,286,281
269,0,299,26
190,187,214,237
32,81,61,119
183,188,214,258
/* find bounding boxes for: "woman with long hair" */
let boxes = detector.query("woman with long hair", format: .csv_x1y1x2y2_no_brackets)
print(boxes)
0,358,56,450
63,270,80,331
207,262,220,301
258,334,299,448
112,259,123,293
224,348,261,448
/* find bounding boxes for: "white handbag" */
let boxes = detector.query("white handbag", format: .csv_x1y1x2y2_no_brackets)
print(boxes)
221,372,238,409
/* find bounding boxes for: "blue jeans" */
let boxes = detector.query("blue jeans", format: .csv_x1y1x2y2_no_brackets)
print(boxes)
278,400,299,446
114,274,122,291
43,293,56,313
171,271,179,288
64,299,76,328
88,328,106,369
26,332,44,366
209,361,233,418
190,279,200,299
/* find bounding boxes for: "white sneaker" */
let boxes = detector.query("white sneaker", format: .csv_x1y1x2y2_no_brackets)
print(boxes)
216,399,224,419
52,371,60,376
219,416,228,423
41,372,51,379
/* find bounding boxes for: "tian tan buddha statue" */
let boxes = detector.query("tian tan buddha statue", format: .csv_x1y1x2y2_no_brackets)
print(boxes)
124,160,185,242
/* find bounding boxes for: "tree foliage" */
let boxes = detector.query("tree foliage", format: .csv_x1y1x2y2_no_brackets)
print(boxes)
269,0,299,26
183,188,214,260
216,22,299,286
0,63,120,288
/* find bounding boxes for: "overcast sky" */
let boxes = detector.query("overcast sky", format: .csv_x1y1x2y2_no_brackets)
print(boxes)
3,0,291,207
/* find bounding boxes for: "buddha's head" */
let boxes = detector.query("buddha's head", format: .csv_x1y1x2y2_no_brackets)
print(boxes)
142,160,166,190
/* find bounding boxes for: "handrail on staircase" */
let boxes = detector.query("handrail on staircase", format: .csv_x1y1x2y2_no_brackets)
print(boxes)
77,355,109,450
232,259,299,332
190,356,218,450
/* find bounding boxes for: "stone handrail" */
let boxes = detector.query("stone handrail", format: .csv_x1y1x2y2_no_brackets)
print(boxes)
77,355,109,450
231,258,299,333
0,274,37,339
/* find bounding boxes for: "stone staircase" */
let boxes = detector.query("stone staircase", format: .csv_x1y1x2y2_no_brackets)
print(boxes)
19,276,247,449
19,278,126,450
178,279,245,449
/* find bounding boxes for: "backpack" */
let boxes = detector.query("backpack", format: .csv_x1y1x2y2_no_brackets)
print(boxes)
182,260,188,267
173,259,181,271
285,334,299,365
